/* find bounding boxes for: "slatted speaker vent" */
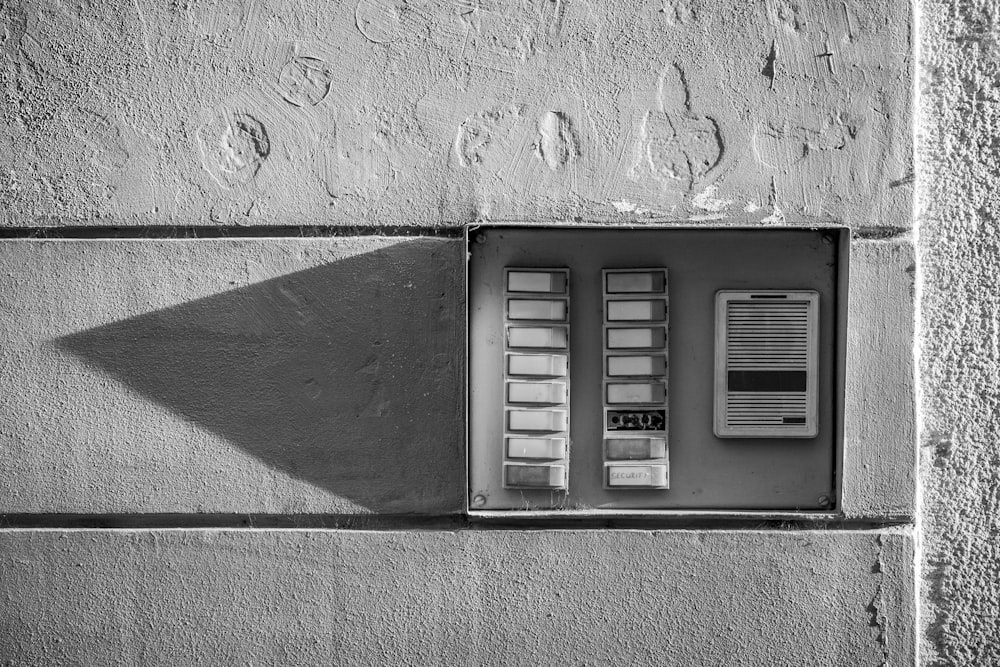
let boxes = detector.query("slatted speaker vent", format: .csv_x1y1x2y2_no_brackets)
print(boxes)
714,291,819,438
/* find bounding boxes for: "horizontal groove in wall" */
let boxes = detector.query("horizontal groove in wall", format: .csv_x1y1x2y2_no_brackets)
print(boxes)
0,513,913,531
0,225,465,239
0,225,909,241
0,514,465,531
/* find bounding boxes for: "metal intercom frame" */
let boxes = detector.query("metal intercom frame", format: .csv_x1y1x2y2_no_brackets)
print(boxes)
465,224,850,520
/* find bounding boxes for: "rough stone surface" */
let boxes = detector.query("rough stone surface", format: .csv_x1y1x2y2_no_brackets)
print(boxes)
0,529,914,666
0,238,464,514
0,0,910,227
919,0,1000,663
843,239,917,519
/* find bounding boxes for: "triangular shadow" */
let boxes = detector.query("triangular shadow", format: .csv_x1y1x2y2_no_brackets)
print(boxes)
56,239,464,513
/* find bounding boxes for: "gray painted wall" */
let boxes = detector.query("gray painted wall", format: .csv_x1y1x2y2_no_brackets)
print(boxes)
6,0,990,663
1,530,913,666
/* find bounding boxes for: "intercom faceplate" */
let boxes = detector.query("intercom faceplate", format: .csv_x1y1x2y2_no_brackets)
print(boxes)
714,290,819,438
467,226,848,515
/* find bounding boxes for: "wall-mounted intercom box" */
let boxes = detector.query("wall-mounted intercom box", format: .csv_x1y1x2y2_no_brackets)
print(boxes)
467,225,849,516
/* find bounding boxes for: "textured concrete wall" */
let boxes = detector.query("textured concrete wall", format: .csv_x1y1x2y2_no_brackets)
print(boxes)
0,0,922,665
919,0,1000,664
0,0,910,228
0,238,465,515
0,530,914,666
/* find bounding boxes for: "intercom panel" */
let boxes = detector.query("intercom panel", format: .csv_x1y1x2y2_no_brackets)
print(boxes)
714,290,820,438
467,226,848,514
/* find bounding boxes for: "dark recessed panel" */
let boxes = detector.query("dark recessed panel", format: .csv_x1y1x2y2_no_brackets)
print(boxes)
468,227,846,514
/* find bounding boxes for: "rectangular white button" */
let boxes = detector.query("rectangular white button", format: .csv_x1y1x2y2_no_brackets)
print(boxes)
507,437,566,459
507,381,567,404
607,327,666,349
607,300,666,321
507,354,568,377
507,327,567,349
508,409,568,431
507,271,567,294
605,437,667,460
508,299,567,321
606,464,668,488
606,271,666,293
607,355,666,377
505,463,566,488
607,382,666,404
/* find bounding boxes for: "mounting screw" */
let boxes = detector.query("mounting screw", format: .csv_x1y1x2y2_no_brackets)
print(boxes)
472,494,487,507
473,232,487,244
817,495,833,510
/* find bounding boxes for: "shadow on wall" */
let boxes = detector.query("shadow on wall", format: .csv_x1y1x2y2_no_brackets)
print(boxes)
56,239,464,513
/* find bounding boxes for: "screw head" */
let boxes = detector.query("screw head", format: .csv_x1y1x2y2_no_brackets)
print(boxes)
818,495,833,509
473,232,487,244
472,494,487,507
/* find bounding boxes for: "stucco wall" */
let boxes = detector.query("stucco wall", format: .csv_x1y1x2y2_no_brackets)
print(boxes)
0,0,910,228
0,530,913,666
919,0,1000,664
0,0,931,664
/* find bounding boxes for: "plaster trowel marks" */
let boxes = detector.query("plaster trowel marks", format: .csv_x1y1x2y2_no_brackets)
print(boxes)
536,111,579,171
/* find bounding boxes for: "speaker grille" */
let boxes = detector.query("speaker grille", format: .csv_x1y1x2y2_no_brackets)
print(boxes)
726,302,809,370
725,392,807,426
715,292,818,437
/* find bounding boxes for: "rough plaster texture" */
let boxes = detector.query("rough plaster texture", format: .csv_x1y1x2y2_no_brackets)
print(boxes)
0,236,914,520
0,0,924,663
843,239,917,520
919,0,1000,663
0,238,464,514
0,0,910,227
0,529,913,666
